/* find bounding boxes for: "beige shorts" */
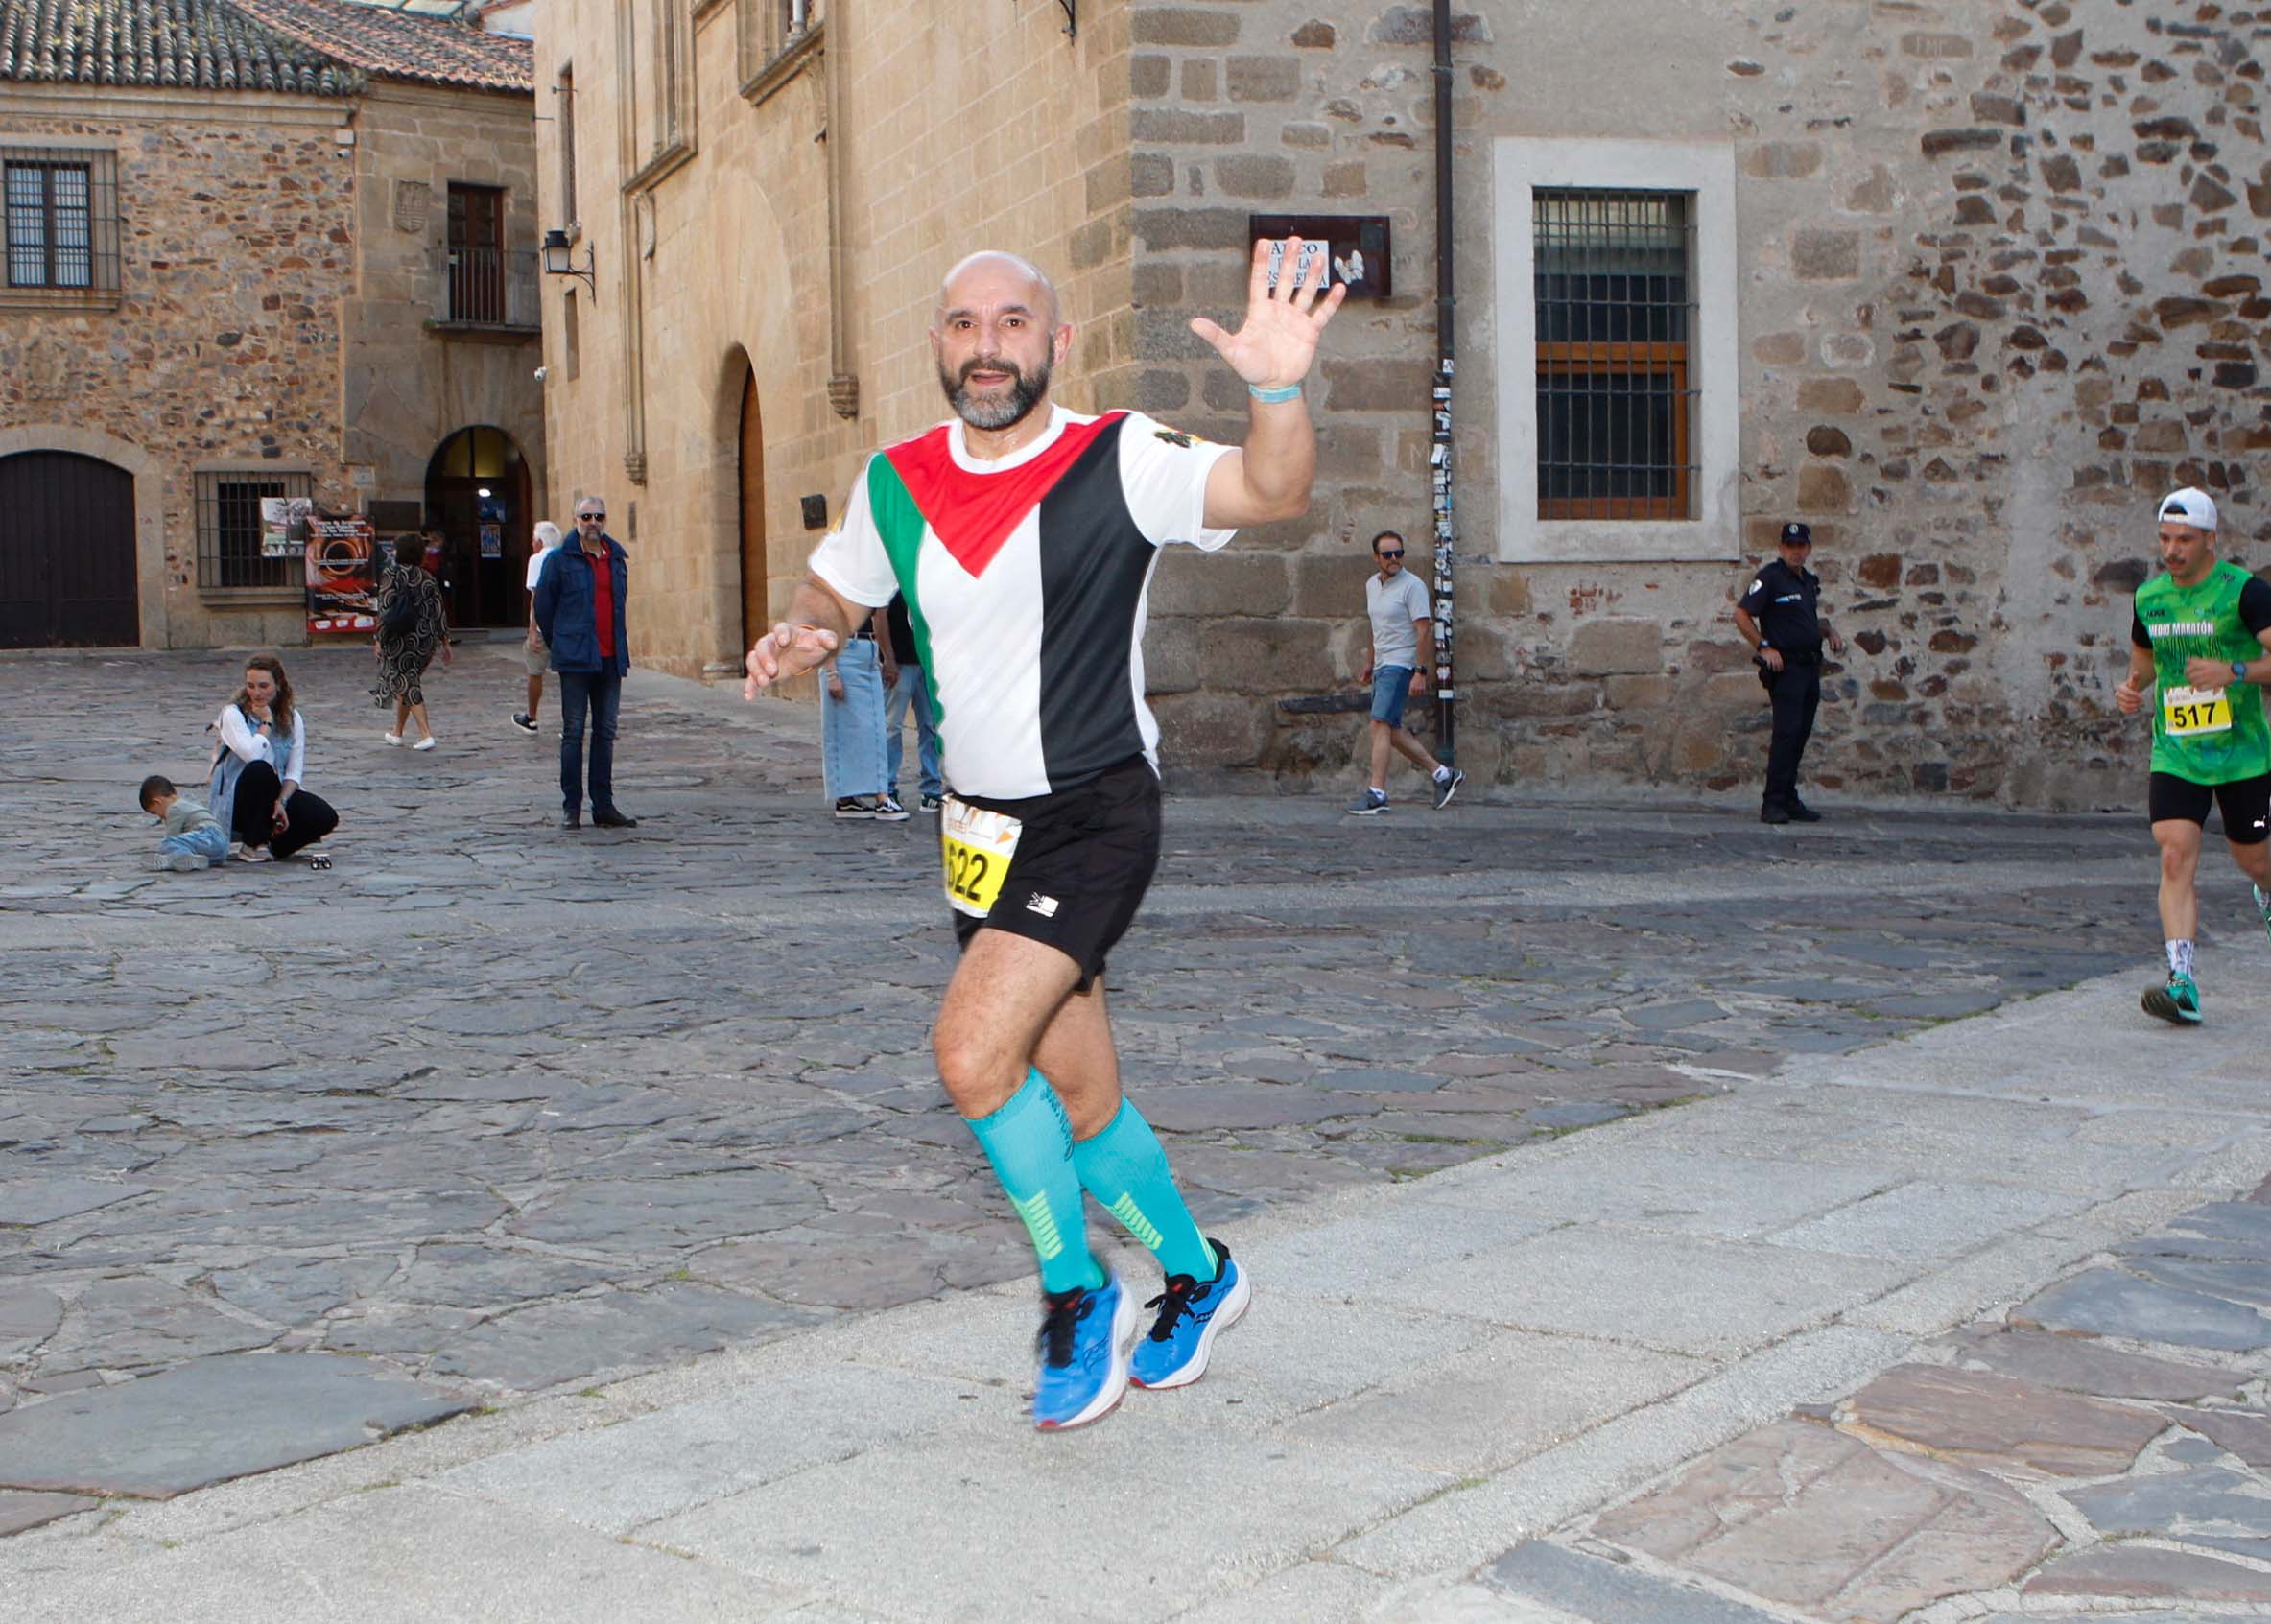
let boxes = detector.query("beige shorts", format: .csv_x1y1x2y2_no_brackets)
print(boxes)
522,638,550,676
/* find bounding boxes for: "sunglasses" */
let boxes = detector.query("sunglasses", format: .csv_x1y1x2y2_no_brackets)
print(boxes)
578,513,605,522
1378,550,1405,559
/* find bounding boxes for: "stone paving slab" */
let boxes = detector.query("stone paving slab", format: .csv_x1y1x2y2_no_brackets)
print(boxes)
1373,1226,1912,1359
0,1494,96,1538
641,1423,1449,1624
0,1353,472,1497
1485,1542,1787,1624
5,1486,807,1623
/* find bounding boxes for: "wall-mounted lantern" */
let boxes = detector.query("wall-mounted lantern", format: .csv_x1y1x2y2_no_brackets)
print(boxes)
541,228,597,298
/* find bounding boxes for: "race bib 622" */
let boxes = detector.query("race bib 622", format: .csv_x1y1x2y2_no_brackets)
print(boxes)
940,798,1021,918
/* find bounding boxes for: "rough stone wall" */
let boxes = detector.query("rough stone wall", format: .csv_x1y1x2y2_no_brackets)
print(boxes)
534,0,1133,678
1125,0,2271,808
0,89,360,648
343,82,546,519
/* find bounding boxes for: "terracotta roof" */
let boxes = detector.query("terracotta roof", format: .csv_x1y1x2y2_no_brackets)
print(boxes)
235,0,530,91
0,0,531,97
0,0,364,94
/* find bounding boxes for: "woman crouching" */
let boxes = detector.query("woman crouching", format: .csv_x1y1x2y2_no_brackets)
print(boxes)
211,654,339,865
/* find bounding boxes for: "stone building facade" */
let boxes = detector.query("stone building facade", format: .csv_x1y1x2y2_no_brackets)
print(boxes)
0,0,542,649
531,0,1136,681
539,0,2265,808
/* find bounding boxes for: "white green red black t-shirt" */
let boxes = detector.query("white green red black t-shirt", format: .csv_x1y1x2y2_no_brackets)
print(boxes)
807,406,1235,799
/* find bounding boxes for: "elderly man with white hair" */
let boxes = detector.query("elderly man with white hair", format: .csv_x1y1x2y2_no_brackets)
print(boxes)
2115,485,2271,1024
514,519,565,736
746,240,1345,1428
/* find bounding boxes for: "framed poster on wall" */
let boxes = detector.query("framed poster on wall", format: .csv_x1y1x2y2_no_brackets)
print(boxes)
306,515,381,635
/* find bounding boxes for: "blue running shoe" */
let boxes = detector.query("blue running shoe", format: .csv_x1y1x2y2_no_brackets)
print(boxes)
1031,1273,1134,1430
1130,1240,1250,1391
2142,973,2203,1026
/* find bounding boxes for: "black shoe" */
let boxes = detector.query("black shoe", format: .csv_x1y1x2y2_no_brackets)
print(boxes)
511,713,538,736
592,808,639,829
1785,800,1823,823
1761,803,1791,825
560,811,581,829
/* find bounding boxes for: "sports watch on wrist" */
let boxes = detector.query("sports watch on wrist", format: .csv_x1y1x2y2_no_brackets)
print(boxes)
2236,660,2251,681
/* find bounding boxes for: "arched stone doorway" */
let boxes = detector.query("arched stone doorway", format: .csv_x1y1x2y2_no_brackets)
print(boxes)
739,365,767,652
424,425,532,629
0,451,136,647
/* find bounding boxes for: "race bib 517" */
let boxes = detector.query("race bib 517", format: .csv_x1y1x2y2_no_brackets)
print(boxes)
2164,685,2234,738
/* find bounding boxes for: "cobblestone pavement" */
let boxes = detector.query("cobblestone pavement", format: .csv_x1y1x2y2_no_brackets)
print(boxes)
1476,1180,2271,1624
0,645,2231,1512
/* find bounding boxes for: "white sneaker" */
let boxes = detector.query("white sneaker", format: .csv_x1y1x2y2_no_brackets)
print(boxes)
234,845,272,863
383,731,405,746
412,735,438,751
162,853,206,873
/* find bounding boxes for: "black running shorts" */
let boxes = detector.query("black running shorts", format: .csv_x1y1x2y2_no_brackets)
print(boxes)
947,755,1162,990
2148,770,2271,844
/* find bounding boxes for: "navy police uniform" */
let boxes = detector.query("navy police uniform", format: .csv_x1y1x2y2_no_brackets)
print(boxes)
1739,524,1828,816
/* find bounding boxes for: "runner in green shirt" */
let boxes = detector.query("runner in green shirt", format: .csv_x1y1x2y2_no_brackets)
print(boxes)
2115,487,2271,1024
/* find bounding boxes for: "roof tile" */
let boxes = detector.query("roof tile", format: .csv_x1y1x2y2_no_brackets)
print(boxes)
0,0,530,97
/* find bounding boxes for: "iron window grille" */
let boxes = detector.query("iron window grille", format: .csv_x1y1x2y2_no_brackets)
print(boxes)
1533,188,1699,522
196,471,311,591
2,149,120,300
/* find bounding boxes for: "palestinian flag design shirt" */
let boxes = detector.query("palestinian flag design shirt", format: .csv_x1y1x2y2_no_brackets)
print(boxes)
809,407,1235,799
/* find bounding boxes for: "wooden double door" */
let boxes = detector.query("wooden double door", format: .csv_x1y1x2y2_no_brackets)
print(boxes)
0,451,137,647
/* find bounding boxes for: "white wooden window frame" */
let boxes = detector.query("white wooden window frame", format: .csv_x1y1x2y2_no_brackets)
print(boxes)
1494,137,1739,564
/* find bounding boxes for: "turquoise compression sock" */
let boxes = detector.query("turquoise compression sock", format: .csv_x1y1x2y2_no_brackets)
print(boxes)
966,1069,1103,1295
1072,1097,1218,1282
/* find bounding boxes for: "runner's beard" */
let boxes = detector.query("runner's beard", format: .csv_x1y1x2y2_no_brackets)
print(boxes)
942,355,1050,431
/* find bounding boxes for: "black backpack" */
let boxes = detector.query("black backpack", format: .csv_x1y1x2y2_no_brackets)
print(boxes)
379,579,420,639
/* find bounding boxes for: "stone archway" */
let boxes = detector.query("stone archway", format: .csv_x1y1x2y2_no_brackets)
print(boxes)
424,425,533,628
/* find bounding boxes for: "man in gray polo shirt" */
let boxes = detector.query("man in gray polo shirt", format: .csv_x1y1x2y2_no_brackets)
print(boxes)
1349,529,1463,814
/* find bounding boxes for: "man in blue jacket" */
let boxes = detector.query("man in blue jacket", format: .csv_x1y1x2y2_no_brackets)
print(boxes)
533,498,638,829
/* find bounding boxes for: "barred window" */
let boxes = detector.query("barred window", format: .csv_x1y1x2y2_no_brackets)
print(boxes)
2,149,120,299
1534,189,1698,522
196,471,311,591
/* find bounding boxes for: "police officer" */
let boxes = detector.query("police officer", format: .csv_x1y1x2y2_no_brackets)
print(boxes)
1735,521,1845,824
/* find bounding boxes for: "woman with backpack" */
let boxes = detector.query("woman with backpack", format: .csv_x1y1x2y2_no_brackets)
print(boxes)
371,531,451,749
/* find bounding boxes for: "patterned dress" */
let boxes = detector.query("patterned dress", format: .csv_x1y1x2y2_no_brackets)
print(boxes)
371,559,446,708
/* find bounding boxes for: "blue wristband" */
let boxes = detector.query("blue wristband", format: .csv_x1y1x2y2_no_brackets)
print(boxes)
1247,383,1302,404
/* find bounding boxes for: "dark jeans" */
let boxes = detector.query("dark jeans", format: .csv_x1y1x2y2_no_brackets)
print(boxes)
230,761,339,859
558,669,623,815
1764,660,1822,808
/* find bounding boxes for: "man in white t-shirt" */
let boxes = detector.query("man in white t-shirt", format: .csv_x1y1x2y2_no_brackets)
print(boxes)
1350,528,1460,814
514,520,562,735
745,241,1345,1429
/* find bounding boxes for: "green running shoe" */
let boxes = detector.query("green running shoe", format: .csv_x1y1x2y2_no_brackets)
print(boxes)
2142,973,2203,1026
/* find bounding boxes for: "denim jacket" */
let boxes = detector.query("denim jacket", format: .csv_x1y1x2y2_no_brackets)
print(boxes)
533,537,629,675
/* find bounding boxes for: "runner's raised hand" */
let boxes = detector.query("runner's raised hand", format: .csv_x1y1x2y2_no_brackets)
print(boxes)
745,623,840,699
1189,235,1348,390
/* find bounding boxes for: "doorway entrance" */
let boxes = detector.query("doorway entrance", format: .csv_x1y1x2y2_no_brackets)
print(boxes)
739,365,767,650
0,451,136,647
424,425,532,628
